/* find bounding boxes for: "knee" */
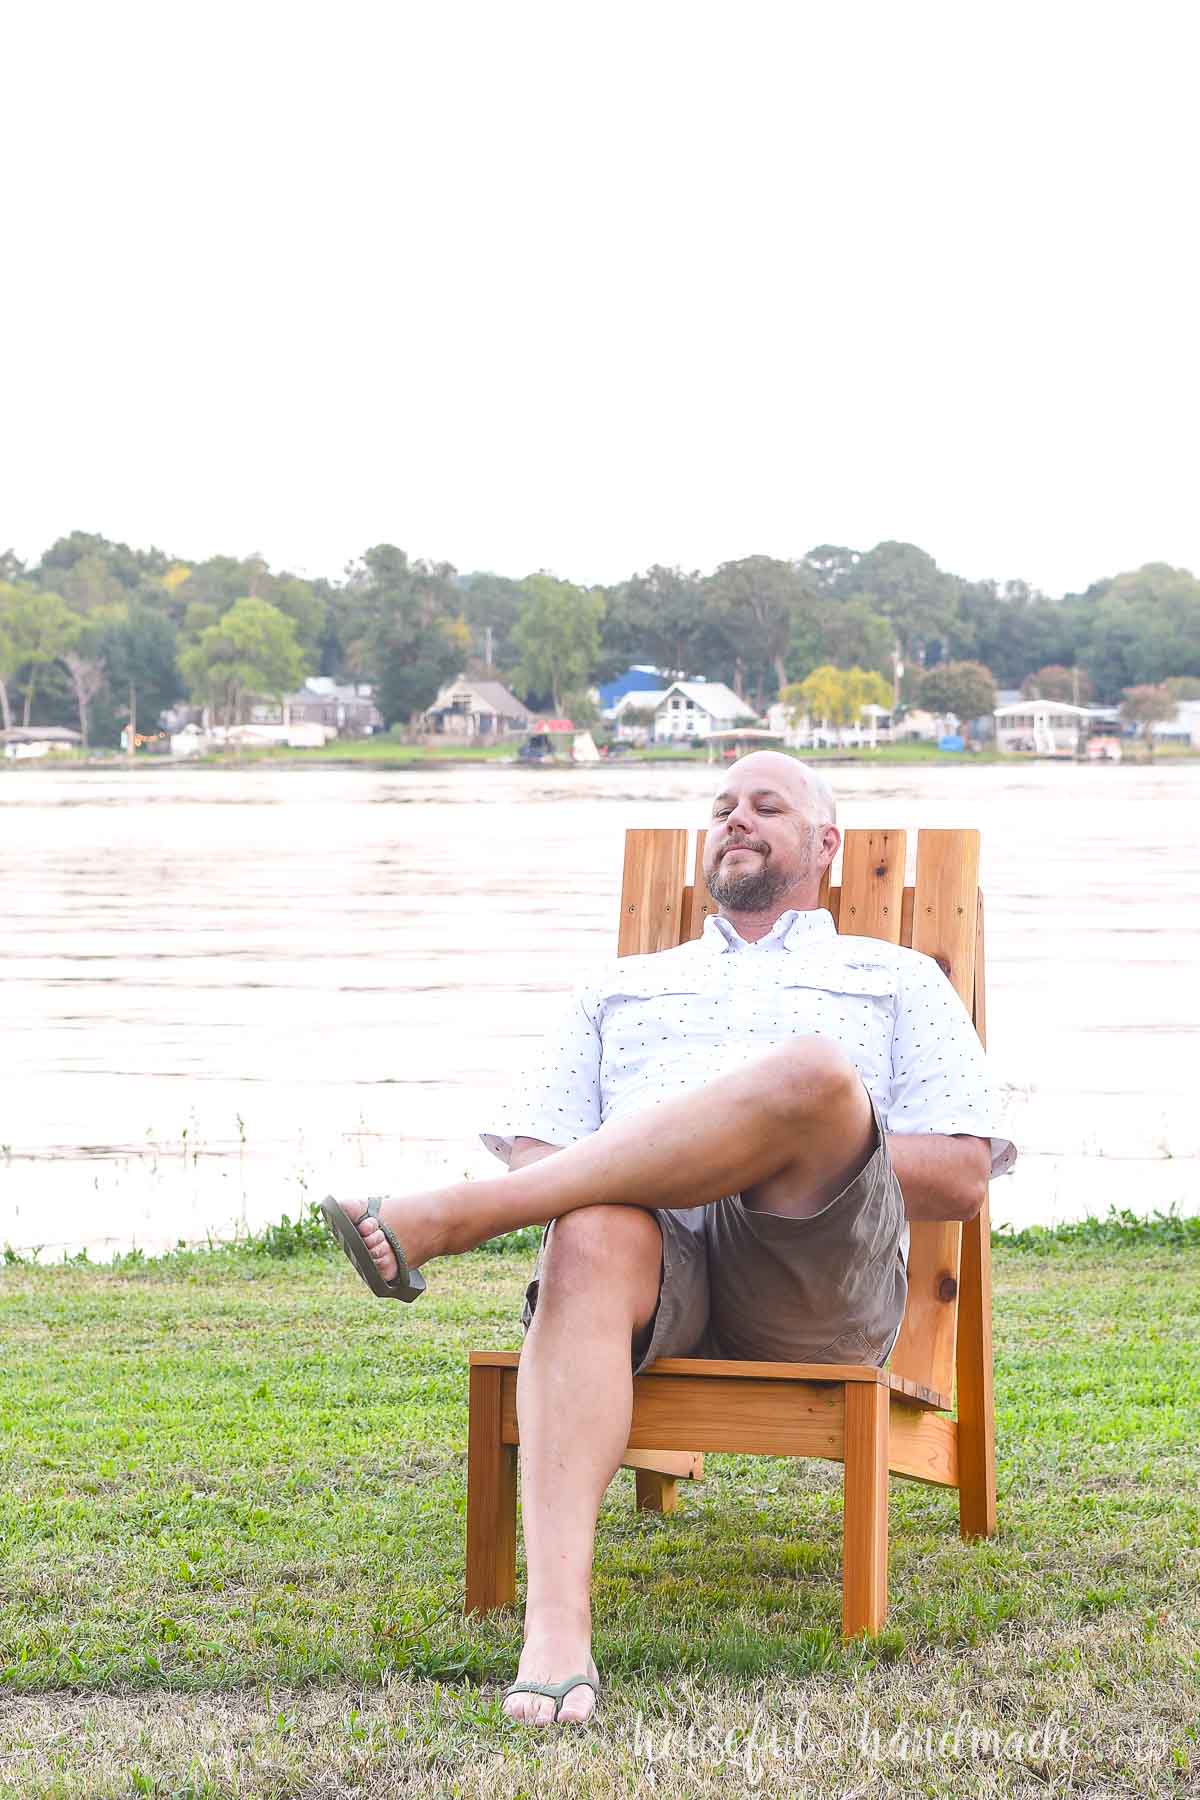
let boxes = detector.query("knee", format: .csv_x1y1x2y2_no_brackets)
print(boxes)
541,1204,662,1287
766,1036,861,1122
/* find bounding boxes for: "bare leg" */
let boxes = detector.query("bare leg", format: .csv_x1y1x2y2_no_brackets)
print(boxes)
502,1205,662,1725
344,1037,873,1281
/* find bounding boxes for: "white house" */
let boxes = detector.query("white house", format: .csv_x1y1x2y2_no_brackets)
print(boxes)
993,700,1090,755
2,726,82,760
609,689,668,742
1152,700,1200,747
652,682,752,743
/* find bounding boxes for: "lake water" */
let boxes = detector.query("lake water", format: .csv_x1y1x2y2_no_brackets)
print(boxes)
2,760,1197,1257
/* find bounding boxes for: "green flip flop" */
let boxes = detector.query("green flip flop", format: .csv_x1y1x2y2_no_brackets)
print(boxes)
320,1195,427,1303
504,1662,600,1723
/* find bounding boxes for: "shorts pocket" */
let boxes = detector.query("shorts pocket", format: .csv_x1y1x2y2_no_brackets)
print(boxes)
810,1325,873,1363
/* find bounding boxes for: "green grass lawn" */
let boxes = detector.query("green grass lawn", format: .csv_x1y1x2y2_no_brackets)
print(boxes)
1,1215,1197,1797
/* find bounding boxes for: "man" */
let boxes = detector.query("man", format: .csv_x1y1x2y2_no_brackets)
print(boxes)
325,752,1015,1727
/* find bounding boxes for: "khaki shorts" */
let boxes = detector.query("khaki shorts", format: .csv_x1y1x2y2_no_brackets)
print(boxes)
521,1094,909,1375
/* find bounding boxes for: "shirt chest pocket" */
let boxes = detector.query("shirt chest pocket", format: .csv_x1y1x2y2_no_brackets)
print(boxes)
598,962,897,1042
771,967,897,1061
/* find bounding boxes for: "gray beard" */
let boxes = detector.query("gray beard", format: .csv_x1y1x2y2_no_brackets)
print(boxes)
706,856,795,913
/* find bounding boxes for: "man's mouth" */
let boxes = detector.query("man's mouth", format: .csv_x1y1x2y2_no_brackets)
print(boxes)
721,843,766,859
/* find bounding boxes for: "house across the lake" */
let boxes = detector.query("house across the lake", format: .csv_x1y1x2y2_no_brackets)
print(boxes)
280,678,384,737
422,675,529,738
2,726,82,760
993,700,1091,756
651,682,755,743
596,666,672,718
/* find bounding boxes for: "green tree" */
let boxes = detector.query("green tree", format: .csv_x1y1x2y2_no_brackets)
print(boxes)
838,541,961,664
919,661,996,730
783,665,891,737
0,598,16,731
792,598,894,682
1120,683,1177,755
705,556,814,705
336,545,467,726
455,572,529,675
1163,675,1200,701
512,575,604,714
169,555,326,656
97,605,181,749
179,598,305,726
61,647,107,750
598,565,710,685
35,530,170,592
377,623,470,726
1076,564,1200,701
0,585,80,725
800,544,862,592
825,602,893,677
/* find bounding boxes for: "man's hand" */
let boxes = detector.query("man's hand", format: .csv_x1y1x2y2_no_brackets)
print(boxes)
885,1133,991,1223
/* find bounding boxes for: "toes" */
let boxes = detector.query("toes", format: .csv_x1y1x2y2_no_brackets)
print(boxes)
503,1695,552,1726
558,1690,595,1725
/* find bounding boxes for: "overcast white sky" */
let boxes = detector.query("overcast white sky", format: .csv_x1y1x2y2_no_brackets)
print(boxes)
4,1,1197,597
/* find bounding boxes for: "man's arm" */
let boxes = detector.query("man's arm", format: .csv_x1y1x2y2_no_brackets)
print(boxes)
886,1133,990,1223
516,1132,988,1222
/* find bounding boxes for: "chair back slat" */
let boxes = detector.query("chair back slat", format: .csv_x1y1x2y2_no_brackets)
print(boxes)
838,830,906,942
973,894,988,1049
887,830,981,1400
617,829,689,957
680,831,715,943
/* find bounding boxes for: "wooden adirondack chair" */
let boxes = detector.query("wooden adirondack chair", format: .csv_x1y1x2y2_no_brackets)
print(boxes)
466,826,997,1638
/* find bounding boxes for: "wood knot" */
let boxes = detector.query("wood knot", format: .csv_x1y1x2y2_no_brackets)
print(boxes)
874,863,886,878
937,1275,958,1303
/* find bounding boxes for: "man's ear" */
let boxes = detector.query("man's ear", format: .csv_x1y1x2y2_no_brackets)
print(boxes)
821,824,841,870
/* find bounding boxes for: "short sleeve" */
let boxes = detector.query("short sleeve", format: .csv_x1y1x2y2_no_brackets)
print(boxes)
479,988,603,1165
886,953,1016,1178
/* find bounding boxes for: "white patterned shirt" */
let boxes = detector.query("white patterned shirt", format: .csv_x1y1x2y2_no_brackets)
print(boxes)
481,907,1016,1268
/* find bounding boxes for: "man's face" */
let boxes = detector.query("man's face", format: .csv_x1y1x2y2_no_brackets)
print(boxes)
702,757,838,913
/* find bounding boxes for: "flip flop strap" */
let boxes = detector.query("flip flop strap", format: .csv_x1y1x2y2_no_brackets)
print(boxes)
366,1197,409,1280
505,1672,596,1718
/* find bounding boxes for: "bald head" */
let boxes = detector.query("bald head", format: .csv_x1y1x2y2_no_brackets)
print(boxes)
703,751,840,925
712,752,837,825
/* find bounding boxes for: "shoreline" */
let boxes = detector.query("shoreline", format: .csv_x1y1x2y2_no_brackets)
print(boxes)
5,745,1199,774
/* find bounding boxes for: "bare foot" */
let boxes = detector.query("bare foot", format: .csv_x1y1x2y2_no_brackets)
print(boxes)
503,1627,599,1726
335,1193,459,1282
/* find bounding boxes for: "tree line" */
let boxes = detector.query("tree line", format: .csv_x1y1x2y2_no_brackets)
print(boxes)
1,532,1198,748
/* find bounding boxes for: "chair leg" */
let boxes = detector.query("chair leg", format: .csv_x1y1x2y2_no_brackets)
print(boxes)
624,1448,703,1513
634,1470,679,1513
842,1381,889,1638
465,1364,517,1614
964,1195,1000,1533
957,1193,998,1540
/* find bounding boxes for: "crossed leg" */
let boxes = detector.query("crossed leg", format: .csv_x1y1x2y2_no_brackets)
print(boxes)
344,1036,876,1279
335,1038,876,1727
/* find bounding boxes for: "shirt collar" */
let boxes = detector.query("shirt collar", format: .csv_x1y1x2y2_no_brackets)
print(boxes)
703,908,837,954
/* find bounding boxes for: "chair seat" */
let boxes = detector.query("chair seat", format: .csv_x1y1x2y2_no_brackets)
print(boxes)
468,1350,951,1412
